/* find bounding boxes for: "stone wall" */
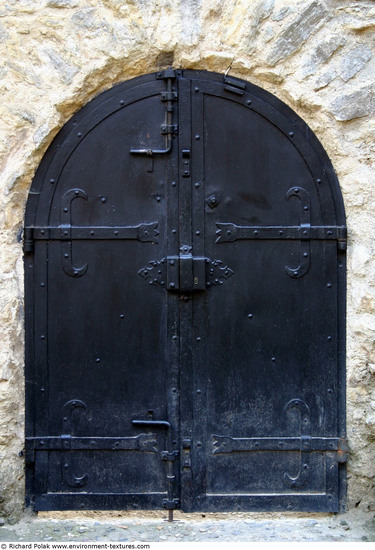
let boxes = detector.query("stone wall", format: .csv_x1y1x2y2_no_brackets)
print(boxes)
0,0,374,522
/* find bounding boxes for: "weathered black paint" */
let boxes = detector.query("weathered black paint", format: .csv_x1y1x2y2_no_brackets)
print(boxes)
24,70,347,513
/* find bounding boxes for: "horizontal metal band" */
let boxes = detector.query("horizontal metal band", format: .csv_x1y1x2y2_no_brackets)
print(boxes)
212,435,347,455
26,433,158,452
24,222,159,243
216,223,347,244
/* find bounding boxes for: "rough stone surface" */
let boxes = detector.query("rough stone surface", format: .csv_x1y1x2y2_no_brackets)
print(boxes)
0,509,374,542
0,0,374,524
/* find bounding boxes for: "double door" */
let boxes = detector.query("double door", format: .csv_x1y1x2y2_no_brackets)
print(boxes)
25,70,347,512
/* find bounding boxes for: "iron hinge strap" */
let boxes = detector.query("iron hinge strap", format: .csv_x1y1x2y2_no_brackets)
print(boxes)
25,434,158,453
23,223,159,244
215,223,347,245
213,435,348,459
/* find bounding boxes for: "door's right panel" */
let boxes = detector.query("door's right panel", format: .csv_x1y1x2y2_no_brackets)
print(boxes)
190,79,344,512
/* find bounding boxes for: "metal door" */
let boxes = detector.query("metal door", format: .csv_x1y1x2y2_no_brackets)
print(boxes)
24,70,347,513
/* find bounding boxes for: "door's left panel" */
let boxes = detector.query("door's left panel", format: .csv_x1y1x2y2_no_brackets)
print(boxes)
25,77,174,510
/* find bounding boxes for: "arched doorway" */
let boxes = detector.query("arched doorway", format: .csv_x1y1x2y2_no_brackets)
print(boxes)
24,70,347,513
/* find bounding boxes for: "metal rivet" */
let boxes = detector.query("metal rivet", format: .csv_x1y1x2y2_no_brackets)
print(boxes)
156,196,161,202
74,270,79,276
303,252,308,257
40,387,45,392
50,178,55,184
248,314,253,319
100,197,107,203
64,231,68,236
77,132,82,138
304,206,309,211
120,100,125,105
197,442,202,447
303,463,308,470
294,188,299,193
279,230,283,236
289,131,294,137
328,336,332,341
247,99,252,105
96,358,100,363
196,337,201,342
40,441,44,446
328,388,333,394
317,178,322,184
64,253,69,258
120,314,124,319
195,182,200,188
114,230,119,235
172,335,177,341
63,208,68,213
172,229,177,235
271,357,276,362
254,230,258,236
41,335,45,340
40,282,45,287
196,231,200,236
91,231,94,236
194,87,199,92
294,271,298,277
172,181,176,186
169,283,175,289
327,230,333,235
169,260,175,266
64,463,69,469
197,389,201,394
327,283,332,288
195,134,200,140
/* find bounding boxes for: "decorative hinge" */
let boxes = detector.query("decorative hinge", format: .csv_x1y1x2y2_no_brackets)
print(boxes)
337,438,349,463
162,498,180,510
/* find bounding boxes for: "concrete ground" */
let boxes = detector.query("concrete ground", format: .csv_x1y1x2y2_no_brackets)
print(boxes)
0,508,374,543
